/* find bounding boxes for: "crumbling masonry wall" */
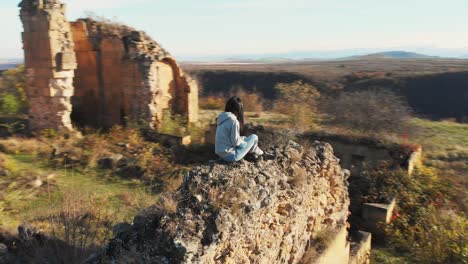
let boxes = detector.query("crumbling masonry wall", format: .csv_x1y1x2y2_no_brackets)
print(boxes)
20,0,198,131
19,0,77,130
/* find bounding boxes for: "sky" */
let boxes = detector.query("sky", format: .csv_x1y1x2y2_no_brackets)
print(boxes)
1,0,468,60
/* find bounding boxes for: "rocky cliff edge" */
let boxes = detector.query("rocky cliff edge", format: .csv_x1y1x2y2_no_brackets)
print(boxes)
87,140,350,264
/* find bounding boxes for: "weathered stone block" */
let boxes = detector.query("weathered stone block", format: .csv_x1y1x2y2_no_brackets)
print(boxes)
349,231,372,264
301,225,350,264
49,78,74,97
60,51,76,64
52,69,74,78
407,146,423,176
361,199,396,235
362,199,396,224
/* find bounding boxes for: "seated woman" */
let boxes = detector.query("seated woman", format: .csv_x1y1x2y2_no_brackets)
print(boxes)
215,96,264,162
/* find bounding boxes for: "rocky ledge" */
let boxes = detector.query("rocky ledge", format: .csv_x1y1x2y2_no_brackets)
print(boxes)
87,140,350,264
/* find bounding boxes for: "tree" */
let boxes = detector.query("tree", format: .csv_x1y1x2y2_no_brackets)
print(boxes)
0,65,27,115
321,89,412,135
274,81,320,131
230,85,264,114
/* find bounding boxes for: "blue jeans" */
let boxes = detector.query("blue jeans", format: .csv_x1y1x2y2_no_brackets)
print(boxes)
222,134,259,162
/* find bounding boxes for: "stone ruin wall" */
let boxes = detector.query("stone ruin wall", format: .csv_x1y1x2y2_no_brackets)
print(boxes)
302,133,422,176
19,0,199,131
19,0,76,130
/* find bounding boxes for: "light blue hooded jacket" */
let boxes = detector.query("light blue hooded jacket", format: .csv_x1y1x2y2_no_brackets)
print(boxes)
215,112,244,158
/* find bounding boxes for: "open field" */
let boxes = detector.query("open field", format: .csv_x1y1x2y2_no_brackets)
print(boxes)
184,58,468,79
0,128,189,254
183,58,468,93
0,153,156,229
411,119,468,211
184,59,468,122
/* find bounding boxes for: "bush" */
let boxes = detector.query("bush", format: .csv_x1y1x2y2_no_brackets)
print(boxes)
82,12,132,37
360,167,467,263
45,189,114,250
230,86,264,113
274,81,320,131
388,206,467,264
157,114,187,136
0,65,27,116
320,89,412,135
199,96,225,110
0,94,21,114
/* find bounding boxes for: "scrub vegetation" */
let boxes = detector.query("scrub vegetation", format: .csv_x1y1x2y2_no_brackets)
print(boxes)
0,63,466,263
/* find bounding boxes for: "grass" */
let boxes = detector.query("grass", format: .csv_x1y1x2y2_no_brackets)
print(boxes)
371,247,411,264
0,126,192,257
0,153,158,232
410,118,468,211
411,118,468,163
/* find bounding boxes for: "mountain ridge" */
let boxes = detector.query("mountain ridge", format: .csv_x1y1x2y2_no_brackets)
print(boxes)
343,51,440,60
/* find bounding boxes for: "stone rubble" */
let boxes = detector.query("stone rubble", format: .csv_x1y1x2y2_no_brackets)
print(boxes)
87,140,350,264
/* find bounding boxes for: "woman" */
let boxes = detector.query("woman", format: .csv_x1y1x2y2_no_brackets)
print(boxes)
215,96,264,162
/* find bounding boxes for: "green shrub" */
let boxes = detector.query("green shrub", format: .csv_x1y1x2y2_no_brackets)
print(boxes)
0,65,27,116
362,167,467,263
387,206,467,264
157,113,187,136
0,94,21,114
274,81,320,131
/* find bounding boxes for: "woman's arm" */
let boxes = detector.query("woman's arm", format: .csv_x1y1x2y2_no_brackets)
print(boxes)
230,119,245,147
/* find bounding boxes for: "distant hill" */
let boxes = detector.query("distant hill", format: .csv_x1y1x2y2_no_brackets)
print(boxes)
344,51,439,60
0,59,23,71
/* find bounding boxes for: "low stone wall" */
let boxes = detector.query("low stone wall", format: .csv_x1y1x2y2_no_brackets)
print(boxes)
349,231,372,264
303,132,423,177
300,225,350,264
361,199,396,236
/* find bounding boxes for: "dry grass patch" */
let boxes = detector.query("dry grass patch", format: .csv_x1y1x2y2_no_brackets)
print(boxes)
288,165,307,188
156,193,178,214
0,137,51,156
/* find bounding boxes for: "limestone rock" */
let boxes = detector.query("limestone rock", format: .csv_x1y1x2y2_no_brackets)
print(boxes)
86,140,350,264
0,243,7,255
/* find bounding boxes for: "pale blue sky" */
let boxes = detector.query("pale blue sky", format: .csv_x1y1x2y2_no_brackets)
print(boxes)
1,0,468,59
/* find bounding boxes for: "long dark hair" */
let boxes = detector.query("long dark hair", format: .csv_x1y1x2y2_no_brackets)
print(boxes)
225,96,244,128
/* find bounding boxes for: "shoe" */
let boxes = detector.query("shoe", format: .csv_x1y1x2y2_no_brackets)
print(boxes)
244,153,260,162
262,151,276,160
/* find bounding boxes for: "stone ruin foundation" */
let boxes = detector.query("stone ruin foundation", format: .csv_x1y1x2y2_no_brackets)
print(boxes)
19,0,198,131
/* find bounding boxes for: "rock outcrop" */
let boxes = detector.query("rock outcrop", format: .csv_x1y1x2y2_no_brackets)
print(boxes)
87,140,350,264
